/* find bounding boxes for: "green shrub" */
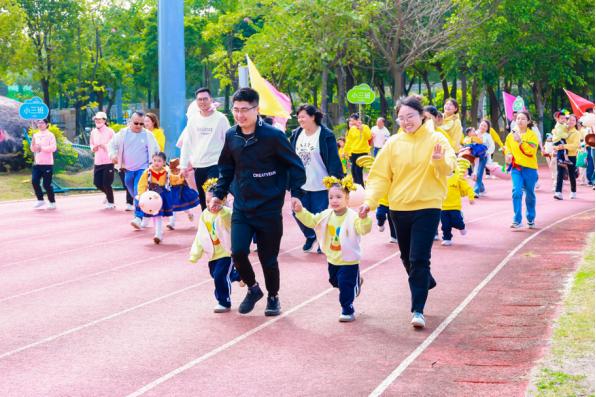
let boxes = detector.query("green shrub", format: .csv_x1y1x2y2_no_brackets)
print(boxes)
23,124,79,173
108,123,127,133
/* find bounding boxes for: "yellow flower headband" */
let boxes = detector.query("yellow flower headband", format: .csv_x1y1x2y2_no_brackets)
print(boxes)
202,178,218,193
322,175,356,192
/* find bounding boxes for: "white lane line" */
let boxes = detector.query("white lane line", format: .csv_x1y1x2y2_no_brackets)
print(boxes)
0,245,302,360
368,208,593,396
125,251,401,397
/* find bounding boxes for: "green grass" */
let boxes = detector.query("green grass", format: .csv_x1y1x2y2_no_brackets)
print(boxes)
0,169,124,201
530,234,595,397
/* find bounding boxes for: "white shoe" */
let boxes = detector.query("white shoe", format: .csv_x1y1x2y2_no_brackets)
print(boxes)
378,224,385,232
47,202,56,210
433,234,439,241
441,240,452,246
141,217,151,228
553,192,563,200
390,237,398,244
459,228,467,236
131,217,142,230
102,198,107,204
339,313,356,322
125,204,134,211
213,304,231,313
33,200,45,209
104,203,116,209
411,312,425,328
570,192,577,199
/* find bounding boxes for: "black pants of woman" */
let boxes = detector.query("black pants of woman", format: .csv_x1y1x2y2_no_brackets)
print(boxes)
390,208,440,314
350,153,367,185
556,156,577,193
32,165,55,202
94,164,115,204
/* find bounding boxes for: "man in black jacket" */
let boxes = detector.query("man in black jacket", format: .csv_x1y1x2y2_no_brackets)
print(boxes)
211,88,306,316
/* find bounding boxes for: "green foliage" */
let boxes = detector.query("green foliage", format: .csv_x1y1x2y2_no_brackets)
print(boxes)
434,89,472,113
108,123,127,133
23,124,78,173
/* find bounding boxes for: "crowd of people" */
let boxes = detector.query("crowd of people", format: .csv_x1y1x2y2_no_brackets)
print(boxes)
29,87,594,329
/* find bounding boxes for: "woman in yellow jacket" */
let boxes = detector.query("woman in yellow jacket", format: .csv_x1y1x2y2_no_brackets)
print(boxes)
441,98,463,150
554,114,581,200
504,111,539,229
144,112,166,152
343,113,372,185
359,96,456,329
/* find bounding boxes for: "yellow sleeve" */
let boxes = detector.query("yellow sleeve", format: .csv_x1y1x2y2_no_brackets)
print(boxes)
343,129,354,156
460,179,475,201
220,207,232,230
490,128,504,148
188,231,204,263
431,133,457,177
565,130,580,152
364,138,394,210
354,215,372,236
137,169,150,195
504,133,513,156
154,129,166,152
363,125,372,140
295,208,324,229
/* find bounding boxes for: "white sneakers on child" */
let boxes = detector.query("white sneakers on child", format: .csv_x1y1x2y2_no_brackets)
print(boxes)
570,192,577,199
104,203,115,209
47,202,56,210
125,204,135,211
131,217,142,229
411,312,425,328
553,192,563,200
33,200,45,209
378,224,385,232
213,304,231,313
390,237,398,244
339,313,355,322
441,240,452,246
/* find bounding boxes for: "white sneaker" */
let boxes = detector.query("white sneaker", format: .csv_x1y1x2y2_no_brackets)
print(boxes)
553,192,563,200
213,304,231,313
411,312,425,328
378,224,385,232
441,240,452,246
459,228,467,236
141,217,151,228
570,192,577,199
390,237,398,244
104,203,116,209
131,217,142,230
47,202,56,210
33,200,45,209
339,313,356,322
125,204,134,211
433,234,439,241
102,198,107,204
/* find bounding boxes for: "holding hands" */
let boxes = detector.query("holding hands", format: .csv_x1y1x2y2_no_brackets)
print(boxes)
358,204,370,219
291,197,303,213
208,196,223,213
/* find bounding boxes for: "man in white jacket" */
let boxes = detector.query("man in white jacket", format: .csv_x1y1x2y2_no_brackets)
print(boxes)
180,87,231,210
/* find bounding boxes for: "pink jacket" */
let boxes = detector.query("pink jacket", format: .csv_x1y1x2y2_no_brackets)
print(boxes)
90,125,115,165
32,130,57,165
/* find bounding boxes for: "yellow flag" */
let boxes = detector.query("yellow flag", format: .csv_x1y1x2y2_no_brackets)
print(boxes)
246,56,291,119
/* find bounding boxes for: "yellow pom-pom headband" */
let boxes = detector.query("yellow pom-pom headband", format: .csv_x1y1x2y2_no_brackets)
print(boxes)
202,178,218,193
322,175,356,192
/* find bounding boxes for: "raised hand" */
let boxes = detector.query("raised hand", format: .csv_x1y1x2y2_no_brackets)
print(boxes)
431,143,444,160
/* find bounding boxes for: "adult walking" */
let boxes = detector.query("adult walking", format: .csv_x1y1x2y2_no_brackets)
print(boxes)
554,114,580,200
473,119,495,197
504,111,539,229
441,98,463,150
371,117,390,157
90,112,116,209
290,104,344,253
180,87,230,211
211,88,306,316
359,96,456,329
344,113,371,185
108,111,159,229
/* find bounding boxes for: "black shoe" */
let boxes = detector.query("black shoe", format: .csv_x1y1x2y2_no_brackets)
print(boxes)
238,284,264,314
303,237,316,252
429,275,437,290
264,296,281,316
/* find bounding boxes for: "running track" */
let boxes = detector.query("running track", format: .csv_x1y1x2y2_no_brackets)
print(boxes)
0,167,593,396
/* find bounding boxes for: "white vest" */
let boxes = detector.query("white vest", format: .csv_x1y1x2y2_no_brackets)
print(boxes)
313,208,362,262
196,208,232,260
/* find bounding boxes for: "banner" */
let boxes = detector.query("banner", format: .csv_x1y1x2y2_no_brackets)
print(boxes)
563,89,595,117
246,56,291,120
502,91,526,121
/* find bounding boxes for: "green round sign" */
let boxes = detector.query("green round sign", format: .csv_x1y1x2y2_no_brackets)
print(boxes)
512,96,525,112
347,84,376,105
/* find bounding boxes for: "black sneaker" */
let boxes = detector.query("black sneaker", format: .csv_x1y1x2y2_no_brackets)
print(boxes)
303,237,316,252
238,284,264,314
264,296,281,316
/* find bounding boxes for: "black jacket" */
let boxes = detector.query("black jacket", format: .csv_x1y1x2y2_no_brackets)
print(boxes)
290,124,344,179
214,120,306,215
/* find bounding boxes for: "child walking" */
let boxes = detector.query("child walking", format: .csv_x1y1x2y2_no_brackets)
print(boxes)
30,119,57,210
441,157,475,246
136,152,174,244
552,111,572,167
293,176,372,322
189,178,244,313
167,158,200,230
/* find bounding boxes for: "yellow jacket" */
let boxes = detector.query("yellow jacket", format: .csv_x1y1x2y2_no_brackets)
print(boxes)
344,125,372,155
442,174,474,210
441,114,463,149
436,126,455,149
489,127,504,149
551,122,568,143
364,121,456,211
504,129,539,169
563,128,580,157
151,128,166,152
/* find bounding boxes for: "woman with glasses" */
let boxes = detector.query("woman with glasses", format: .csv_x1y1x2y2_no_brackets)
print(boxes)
359,96,456,329
31,118,57,210
90,111,116,209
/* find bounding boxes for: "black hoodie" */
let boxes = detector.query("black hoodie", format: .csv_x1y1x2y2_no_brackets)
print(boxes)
214,120,306,215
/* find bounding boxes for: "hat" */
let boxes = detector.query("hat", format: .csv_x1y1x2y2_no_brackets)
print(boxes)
93,111,108,120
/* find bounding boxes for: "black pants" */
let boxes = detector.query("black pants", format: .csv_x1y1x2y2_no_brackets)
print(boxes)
32,165,55,202
231,210,283,297
118,169,133,205
94,164,115,204
350,153,367,185
193,165,219,211
390,208,440,314
556,156,577,193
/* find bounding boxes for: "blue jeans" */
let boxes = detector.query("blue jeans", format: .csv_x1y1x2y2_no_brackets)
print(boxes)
511,167,538,225
587,147,595,185
328,263,360,315
373,147,381,157
124,169,146,219
293,190,329,240
474,156,488,194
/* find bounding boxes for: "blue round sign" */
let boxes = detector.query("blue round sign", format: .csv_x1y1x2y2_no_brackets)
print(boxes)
19,96,49,120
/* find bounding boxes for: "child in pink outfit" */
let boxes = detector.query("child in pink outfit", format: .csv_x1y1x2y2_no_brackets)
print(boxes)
30,119,57,209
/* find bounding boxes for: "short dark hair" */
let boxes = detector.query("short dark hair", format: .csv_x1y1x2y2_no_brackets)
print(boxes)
132,111,145,118
153,152,167,161
349,113,360,120
232,87,259,105
262,116,274,125
296,104,323,125
423,105,440,118
195,87,211,97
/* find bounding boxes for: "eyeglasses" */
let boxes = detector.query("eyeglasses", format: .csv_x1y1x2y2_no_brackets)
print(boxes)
132,122,144,126
397,113,419,123
232,105,257,114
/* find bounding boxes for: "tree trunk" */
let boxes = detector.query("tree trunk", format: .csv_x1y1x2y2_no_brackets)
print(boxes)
405,74,415,96
434,63,449,102
321,67,329,125
224,85,230,112
391,65,404,103
422,70,432,104
375,78,388,119
460,71,467,129
486,84,500,132
470,77,479,127
41,78,51,117
312,86,318,108
450,74,457,99
532,81,546,135
147,86,152,109
335,65,346,125
346,66,357,115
